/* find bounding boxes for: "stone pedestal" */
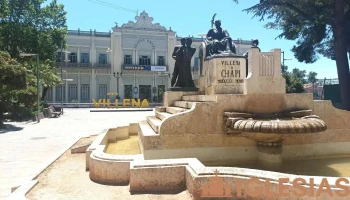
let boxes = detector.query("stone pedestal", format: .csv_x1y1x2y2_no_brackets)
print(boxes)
257,142,282,169
204,56,246,95
168,87,199,92
194,77,205,94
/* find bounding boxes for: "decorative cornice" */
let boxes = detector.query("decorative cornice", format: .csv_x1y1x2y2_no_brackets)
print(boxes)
113,11,172,32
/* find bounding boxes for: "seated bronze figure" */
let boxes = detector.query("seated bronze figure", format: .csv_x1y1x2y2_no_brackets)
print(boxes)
204,19,236,57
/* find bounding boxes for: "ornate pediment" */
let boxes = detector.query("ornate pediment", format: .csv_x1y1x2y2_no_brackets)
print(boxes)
113,11,171,32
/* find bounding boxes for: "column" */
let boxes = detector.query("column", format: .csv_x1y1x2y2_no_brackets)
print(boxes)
65,81,68,103
155,50,157,65
165,51,168,66
92,70,97,99
120,77,124,99
153,50,156,65
78,73,81,102
77,47,81,64
90,72,93,101
135,49,138,65
110,73,113,94
91,37,96,65
152,72,155,102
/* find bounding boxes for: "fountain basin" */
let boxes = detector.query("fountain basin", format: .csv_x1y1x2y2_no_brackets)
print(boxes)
86,127,350,199
224,111,327,143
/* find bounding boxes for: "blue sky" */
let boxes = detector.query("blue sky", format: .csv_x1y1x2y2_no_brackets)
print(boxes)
55,0,339,79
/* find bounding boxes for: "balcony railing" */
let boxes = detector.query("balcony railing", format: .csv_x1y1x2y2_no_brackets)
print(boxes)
54,62,92,68
93,63,111,68
67,29,111,37
80,63,92,68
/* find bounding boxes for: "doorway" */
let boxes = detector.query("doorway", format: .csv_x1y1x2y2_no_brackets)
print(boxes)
139,85,151,102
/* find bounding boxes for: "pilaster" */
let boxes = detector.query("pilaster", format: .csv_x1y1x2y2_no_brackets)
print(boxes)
77,47,81,63
92,70,97,99
78,73,81,102
65,82,68,103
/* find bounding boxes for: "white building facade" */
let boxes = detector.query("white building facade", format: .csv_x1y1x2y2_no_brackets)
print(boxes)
46,11,253,104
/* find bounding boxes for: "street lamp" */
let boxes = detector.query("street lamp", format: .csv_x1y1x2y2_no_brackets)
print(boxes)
113,72,123,100
281,51,293,66
60,51,70,115
61,69,73,114
20,53,40,123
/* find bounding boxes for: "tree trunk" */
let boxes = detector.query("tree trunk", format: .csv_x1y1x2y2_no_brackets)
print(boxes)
333,0,350,110
41,87,48,101
0,107,5,129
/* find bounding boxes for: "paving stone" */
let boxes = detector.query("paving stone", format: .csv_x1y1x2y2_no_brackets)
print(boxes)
0,108,153,199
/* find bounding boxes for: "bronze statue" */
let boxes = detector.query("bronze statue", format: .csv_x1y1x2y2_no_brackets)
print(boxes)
243,39,261,77
252,39,261,51
171,38,186,87
204,18,236,56
170,37,196,88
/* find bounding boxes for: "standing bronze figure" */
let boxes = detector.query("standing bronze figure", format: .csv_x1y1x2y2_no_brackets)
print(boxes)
170,37,196,89
171,38,186,87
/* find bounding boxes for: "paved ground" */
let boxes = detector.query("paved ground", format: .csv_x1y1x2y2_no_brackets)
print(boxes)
0,108,153,199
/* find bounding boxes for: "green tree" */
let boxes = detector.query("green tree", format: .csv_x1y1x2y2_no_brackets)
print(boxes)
292,68,307,83
233,0,350,110
281,65,305,93
308,71,318,96
24,60,62,101
0,51,27,128
0,0,67,100
281,64,288,73
0,0,67,127
308,71,318,84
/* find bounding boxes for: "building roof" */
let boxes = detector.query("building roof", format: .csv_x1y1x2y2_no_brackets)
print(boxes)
66,11,254,45
303,84,323,93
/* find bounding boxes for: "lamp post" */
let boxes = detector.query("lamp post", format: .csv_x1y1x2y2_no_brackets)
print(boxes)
20,53,40,123
60,51,70,114
281,51,292,67
113,72,123,100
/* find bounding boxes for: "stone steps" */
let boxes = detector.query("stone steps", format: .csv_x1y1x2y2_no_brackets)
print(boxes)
166,107,188,114
155,106,166,112
140,97,205,136
155,111,173,121
173,101,198,109
146,116,162,133
139,121,158,136
182,95,216,102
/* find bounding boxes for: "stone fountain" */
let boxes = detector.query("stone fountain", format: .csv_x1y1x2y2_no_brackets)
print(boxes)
224,110,327,168
85,17,350,200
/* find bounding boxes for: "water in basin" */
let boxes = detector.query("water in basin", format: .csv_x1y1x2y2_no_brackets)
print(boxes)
105,136,140,155
205,155,350,177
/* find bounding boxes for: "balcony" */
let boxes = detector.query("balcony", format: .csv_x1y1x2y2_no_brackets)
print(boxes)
93,63,111,68
67,29,111,37
54,62,111,68
80,63,92,68
54,62,92,68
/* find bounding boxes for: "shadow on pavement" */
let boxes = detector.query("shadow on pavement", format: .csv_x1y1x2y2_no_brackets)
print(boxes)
0,124,24,134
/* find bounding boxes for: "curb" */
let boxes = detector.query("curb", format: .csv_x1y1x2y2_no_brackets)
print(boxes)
6,136,82,200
